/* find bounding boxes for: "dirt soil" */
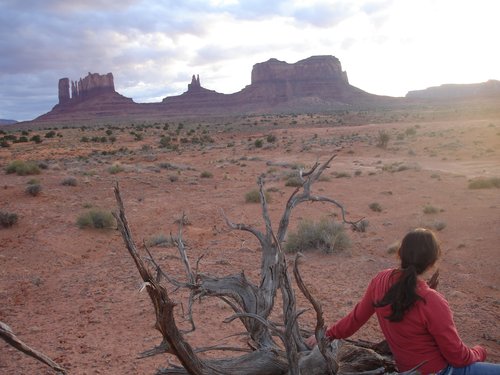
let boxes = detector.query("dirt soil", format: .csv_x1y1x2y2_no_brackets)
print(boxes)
1,113,499,374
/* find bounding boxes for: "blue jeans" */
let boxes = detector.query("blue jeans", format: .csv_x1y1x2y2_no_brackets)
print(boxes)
438,362,500,375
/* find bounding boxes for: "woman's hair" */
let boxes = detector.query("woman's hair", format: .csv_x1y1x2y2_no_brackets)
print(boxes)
374,228,441,322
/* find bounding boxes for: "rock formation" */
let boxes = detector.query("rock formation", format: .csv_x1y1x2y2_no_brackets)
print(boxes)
58,72,116,105
58,78,70,105
237,55,363,105
24,54,500,124
188,74,201,91
34,55,402,123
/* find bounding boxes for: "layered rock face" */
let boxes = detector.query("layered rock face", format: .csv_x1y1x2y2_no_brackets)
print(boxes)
237,55,368,104
251,56,348,86
58,72,116,105
58,78,70,104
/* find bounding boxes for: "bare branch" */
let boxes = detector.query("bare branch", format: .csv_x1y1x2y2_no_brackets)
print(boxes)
220,208,266,246
113,183,206,374
0,321,66,374
293,254,338,374
257,175,273,242
175,212,195,285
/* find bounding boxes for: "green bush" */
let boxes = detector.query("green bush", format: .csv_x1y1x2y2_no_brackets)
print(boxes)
5,160,41,176
285,218,351,254
0,211,18,228
254,139,263,148
77,209,115,229
468,177,500,189
245,189,271,203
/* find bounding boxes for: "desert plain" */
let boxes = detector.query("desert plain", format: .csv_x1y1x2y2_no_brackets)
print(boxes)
1,105,499,374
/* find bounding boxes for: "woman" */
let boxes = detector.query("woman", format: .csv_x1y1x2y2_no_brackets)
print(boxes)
306,228,499,375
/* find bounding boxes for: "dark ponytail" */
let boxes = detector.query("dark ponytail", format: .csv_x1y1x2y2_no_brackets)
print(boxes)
374,229,441,322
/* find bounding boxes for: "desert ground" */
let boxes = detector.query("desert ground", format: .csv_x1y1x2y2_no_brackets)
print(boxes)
1,109,499,374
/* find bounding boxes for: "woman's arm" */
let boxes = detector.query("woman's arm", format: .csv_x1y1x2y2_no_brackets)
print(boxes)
424,291,487,367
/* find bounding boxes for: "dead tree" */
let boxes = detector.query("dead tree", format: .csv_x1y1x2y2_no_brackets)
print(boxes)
113,155,418,374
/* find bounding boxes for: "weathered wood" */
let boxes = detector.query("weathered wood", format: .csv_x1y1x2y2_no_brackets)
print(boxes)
0,321,66,374
113,157,418,374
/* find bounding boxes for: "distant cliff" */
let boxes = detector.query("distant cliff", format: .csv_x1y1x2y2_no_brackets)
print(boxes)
36,72,134,122
406,80,500,99
0,119,18,125
33,55,395,122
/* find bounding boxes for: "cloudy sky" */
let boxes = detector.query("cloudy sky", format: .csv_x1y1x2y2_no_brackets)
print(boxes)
1,0,498,121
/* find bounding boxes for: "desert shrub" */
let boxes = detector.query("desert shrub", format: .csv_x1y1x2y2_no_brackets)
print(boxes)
468,177,500,189
369,202,382,212
25,184,42,196
5,160,40,175
1,140,10,148
429,220,447,231
30,135,42,143
0,211,18,228
387,241,400,254
27,178,39,185
77,209,115,229
355,219,369,233
200,171,213,178
45,130,56,138
245,189,271,203
159,136,171,147
168,175,179,182
405,127,417,136
285,218,350,254
254,139,263,148
266,134,277,143
423,205,439,214
376,130,390,149
108,164,124,174
334,172,351,178
285,174,303,187
382,162,418,173
354,170,362,176
146,234,176,247
61,177,78,186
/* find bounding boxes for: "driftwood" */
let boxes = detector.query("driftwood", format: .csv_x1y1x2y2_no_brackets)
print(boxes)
0,321,66,374
113,156,419,374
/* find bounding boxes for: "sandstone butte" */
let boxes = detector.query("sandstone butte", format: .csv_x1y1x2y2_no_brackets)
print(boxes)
32,55,500,124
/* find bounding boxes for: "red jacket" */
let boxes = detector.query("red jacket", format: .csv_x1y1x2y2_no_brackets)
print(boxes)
325,269,486,374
